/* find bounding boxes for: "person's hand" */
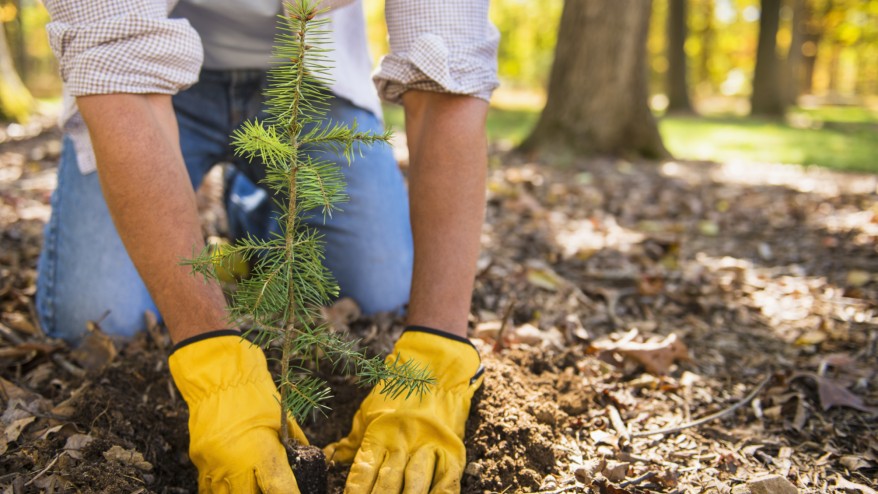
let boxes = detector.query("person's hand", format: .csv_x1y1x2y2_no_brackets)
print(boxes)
325,327,484,493
168,331,308,493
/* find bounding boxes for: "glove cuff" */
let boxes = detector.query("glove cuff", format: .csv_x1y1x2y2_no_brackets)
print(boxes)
168,334,276,405
395,326,484,389
170,329,241,355
402,325,478,351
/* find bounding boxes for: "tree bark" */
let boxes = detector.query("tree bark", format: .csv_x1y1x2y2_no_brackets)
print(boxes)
666,0,693,113
783,0,806,106
521,0,669,159
0,20,32,122
751,0,785,116
698,0,715,93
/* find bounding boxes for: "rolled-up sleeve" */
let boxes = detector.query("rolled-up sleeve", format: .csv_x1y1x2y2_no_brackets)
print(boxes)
44,0,203,97
376,0,499,104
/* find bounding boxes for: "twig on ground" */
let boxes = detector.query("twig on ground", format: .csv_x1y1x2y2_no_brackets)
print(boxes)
493,295,517,352
607,405,630,442
0,322,86,378
24,454,59,486
620,470,656,487
631,373,772,438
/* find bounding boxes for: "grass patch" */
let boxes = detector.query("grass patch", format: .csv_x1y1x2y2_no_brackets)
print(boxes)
661,111,878,173
382,103,878,174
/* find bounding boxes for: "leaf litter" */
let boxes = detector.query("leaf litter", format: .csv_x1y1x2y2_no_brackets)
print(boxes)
1,123,876,492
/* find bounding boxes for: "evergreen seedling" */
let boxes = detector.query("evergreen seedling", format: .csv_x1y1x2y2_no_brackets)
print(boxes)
184,0,433,443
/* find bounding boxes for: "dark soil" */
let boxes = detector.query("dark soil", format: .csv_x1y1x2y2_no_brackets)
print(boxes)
1,119,876,493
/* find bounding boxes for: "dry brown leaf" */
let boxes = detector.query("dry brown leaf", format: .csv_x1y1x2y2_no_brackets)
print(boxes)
792,372,878,414
63,433,94,460
839,455,873,471
4,416,35,443
103,445,153,471
320,297,361,332
1,312,37,335
70,325,117,372
592,331,689,375
601,460,629,482
833,474,877,494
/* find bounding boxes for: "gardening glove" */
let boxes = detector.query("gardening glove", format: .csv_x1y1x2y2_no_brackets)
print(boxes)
324,326,484,493
168,330,309,494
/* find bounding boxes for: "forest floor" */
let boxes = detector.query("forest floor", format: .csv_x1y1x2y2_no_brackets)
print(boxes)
1,117,877,493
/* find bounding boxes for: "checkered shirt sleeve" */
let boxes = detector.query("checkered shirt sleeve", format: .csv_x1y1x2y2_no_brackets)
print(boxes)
44,0,202,97
376,0,500,104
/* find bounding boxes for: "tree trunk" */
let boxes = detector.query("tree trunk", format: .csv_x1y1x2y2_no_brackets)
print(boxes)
666,0,693,113
751,0,784,116
698,0,715,93
800,0,826,95
783,0,806,106
521,0,669,159
0,19,32,122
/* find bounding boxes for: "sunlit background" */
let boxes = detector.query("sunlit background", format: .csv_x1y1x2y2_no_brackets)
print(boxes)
1,0,877,172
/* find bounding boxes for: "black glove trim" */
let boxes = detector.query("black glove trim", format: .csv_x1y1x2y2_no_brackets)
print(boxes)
403,325,478,352
170,329,241,355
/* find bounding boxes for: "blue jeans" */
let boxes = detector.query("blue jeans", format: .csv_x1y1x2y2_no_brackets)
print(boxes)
37,69,414,342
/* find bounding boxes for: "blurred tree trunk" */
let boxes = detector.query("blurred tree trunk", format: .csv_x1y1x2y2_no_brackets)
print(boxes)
698,0,715,93
666,0,693,113
0,20,32,122
521,0,669,159
751,0,785,116
783,0,806,106
827,43,841,94
801,0,830,95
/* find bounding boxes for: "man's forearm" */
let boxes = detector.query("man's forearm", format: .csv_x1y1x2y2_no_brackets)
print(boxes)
402,91,489,338
76,93,228,343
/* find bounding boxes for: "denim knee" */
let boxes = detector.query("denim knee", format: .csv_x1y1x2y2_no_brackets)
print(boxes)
36,137,159,342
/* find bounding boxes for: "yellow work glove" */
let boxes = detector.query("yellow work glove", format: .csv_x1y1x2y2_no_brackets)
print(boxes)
168,331,309,493
325,327,484,493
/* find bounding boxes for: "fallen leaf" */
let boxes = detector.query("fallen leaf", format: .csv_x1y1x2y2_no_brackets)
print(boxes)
746,474,797,494
601,460,629,482
103,445,153,471
794,330,827,346
591,331,689,374
846,270,871,287
1,312,37,335
526,265,564,291
698,220,719,236
573,458,606,485
589,429,619,447
839,455,873,471
473,320,502,340
833,474,877,494
70,325,117,372
320,297,361,332
792,372,878,414
64,433,94,460
4,416,35,443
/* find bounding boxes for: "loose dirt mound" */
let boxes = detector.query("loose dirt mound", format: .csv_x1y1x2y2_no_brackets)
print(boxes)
1,123,876,492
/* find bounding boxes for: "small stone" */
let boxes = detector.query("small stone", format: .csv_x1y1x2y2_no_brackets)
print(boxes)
602,460,629,482
747,474,798,494
731,485,751,494
464,461,483,477
574,458,605,485
540,474,557,490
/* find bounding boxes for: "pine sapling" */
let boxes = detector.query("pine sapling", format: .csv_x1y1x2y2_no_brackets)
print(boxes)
183,0,434,444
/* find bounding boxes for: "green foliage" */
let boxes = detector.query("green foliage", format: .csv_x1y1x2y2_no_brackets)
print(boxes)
182,0,434,433
489,0,563,88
